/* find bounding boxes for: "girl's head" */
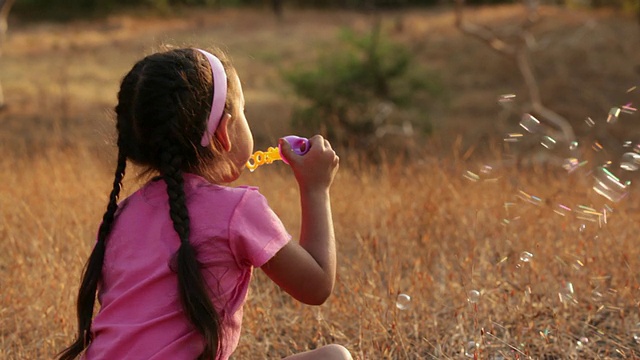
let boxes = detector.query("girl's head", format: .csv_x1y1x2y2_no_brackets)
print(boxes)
116,47,252,182
59,47,246,360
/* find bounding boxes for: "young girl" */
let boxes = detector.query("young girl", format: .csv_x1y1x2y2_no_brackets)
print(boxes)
58,47,351,360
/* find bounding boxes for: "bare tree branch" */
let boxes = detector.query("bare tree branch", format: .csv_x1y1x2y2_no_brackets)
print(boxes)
454,0,516,57
454,0,576,144
0,0,15,109
0,0,14,49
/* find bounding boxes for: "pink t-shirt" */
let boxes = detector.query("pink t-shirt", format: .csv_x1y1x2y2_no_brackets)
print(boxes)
84,173,291,359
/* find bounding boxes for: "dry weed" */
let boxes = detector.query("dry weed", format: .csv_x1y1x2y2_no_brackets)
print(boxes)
2,5,640,360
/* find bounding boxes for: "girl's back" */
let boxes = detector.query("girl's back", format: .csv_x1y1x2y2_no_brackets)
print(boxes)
86,174,290,359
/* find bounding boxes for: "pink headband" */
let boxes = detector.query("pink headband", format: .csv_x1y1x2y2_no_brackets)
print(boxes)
196,49,228,147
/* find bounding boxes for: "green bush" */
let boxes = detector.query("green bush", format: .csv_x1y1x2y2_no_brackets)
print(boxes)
284,24,443,154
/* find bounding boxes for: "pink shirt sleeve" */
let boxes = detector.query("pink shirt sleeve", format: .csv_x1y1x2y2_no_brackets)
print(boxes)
229,188,291,267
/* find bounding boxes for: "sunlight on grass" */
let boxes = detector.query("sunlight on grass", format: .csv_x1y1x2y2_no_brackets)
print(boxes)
2,145,640,358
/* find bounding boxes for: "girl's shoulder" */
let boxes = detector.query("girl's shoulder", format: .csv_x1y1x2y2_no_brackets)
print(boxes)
182,173,269,207
183,173,260,195
127,173,266,210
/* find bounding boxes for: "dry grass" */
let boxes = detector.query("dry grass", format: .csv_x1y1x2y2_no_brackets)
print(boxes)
2,5,640,360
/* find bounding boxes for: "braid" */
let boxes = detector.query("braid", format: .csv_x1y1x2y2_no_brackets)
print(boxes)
60,48,233,359
58,150,127,360
159,139,221,359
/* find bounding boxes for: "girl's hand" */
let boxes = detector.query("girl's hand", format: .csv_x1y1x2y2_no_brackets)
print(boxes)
263,135,339,305
279,135,339,193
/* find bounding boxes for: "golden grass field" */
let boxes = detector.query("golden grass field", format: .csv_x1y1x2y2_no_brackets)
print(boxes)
2,4,640,359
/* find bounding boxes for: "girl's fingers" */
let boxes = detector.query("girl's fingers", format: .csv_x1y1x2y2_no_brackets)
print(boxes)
308,135,325,150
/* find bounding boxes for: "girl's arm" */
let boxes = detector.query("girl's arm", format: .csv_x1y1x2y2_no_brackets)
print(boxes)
261,135,339,305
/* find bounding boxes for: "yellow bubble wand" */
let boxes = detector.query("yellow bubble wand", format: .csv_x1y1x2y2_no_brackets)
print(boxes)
246,135,309,172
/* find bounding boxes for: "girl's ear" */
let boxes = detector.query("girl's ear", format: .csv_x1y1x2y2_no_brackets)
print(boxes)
214,113,233,152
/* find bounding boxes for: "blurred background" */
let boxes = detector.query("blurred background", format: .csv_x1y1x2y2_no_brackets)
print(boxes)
1,0,639,159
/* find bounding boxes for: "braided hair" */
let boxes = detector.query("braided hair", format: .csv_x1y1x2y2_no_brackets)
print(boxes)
58,48,240,360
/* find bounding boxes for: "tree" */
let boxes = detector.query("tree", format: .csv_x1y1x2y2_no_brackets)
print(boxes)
455,0,577,147
0,0,15,109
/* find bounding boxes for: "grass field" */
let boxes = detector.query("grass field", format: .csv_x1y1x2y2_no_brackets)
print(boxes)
2,4,640,359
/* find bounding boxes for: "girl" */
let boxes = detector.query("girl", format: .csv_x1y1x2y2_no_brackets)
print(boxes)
58,47,351,360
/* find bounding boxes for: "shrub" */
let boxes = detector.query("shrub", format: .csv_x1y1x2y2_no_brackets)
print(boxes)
284,23,444,158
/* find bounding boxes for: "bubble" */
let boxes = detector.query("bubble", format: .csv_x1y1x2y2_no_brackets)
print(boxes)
592,141,604,152
467,290,480,304
559,282,576,305
622,103,637,114
593,166,629,202
569,141,579,150
519,251,533,263
578,224,587,233
396,293,411,310
585,117,596,127
463,170,481,182
498,94,516,104
620,152,640,171
519,113,542,133
562,158,580,172
591,290,604,303
633,322,640,343
504,133,523,142
576,337,589,350
465,341,477,358
554,203,572,217
607,107,621,124
518,190,543,206
540,135,557,149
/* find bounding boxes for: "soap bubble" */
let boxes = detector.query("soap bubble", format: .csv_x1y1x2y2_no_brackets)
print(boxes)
576,337,589,350
562,158,581,173
606,107,621,123
585,117,596,127
465,341,477,358
504,133,523,143
559,282,577,305
519,251,534,263
498,94,516,104
569,141,579,150
519,113,542,133
467,290,480,304
593,166,629,202
554,203,572,217
633,322,640,343
540,135,557,149
620,152,640,171
396,293,411,310
591,290,604,303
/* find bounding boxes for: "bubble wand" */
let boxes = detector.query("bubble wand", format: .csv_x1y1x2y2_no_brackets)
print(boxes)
246,135,310,172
